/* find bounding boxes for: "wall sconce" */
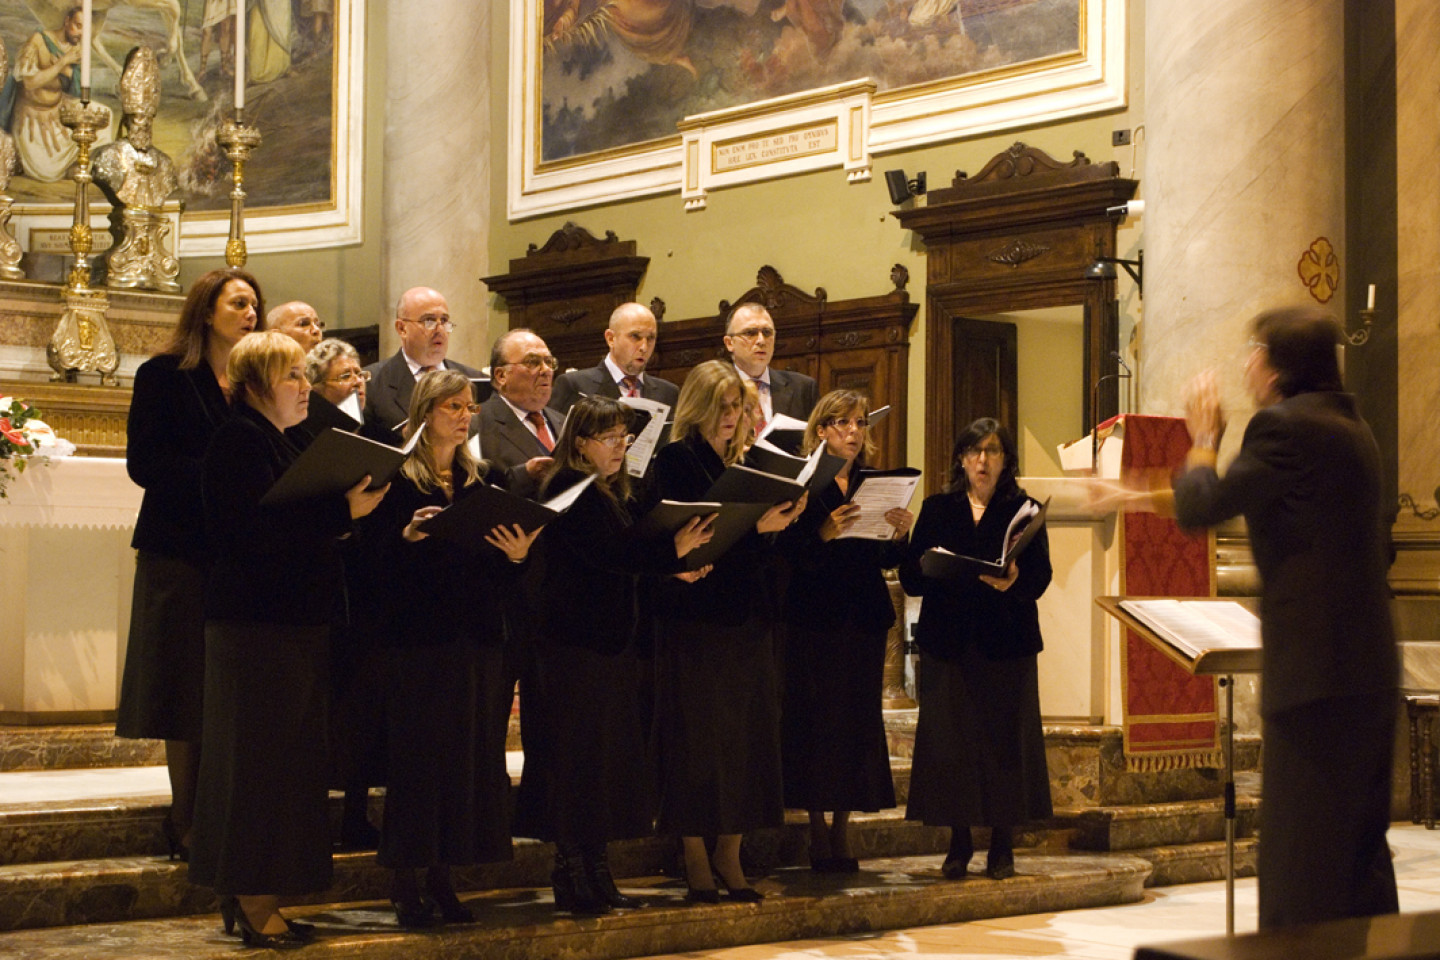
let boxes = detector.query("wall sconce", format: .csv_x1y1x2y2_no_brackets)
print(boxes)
1086,251,1144,296
1347,283,1376,346
885,169,927,206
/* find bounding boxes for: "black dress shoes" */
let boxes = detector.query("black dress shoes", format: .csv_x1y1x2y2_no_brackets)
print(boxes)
986,850,1016,880
685,886,721,904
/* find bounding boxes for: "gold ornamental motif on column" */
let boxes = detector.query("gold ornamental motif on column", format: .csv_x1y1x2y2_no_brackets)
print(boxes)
1297,237,1339,304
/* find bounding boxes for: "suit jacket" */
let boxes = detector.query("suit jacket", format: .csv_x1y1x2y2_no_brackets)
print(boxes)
765,367,819,421
1173,391,1397,716
551,362,680,413
899,486,1052,662
472,393,565,499
362,351,482,439
127,353,232,561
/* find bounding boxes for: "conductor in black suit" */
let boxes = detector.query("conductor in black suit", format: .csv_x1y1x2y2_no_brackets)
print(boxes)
363,287,482,438
551,302,680,412
1170,306,1398,930
724,303,818,427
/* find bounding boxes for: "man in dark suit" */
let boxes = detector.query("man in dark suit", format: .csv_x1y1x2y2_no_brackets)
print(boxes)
1171,306,1398,931
473,328,563,498
724,302,818,426
363,287,482,438
551,302,680,412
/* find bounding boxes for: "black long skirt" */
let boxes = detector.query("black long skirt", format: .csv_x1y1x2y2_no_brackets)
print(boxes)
472,641,514,863
654,616,783,837
513,643,654,846
377,640,478,868
115,552,206,742
782,624,896,812
906,648,1051,829
188,620,333,896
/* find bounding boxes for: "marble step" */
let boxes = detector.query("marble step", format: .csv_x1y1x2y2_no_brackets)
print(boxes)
0,811,955,931
1054,793,1262,853
0,851,1154,960
0,727,163,773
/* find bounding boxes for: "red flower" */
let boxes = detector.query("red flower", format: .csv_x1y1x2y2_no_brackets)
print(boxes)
0,417,25,446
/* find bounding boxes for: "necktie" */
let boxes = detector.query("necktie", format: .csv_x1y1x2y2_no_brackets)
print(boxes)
419,364,438,374
528,411,554,453
621,376,641,398
752,378,771,433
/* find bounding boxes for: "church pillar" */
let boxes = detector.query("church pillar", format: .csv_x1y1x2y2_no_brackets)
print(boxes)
381,2,492,369
1140,0,1346,427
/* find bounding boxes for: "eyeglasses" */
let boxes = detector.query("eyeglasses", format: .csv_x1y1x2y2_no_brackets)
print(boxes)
322,369,371,385
435,399,480,417
729,326,776,343
399,314,454,332
823,417,869,431
963,444,1005,461
504,353,559,372
585,433,635,450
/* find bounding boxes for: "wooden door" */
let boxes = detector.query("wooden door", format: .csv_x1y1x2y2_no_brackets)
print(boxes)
952,316,1018,446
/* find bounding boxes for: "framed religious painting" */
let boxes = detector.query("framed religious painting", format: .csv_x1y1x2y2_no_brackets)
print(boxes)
509,0,1125,219
0,0,364,256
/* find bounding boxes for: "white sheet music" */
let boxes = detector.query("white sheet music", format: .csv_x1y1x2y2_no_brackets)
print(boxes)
837,474,921,540
337,391,363,424
1118,599,1262,660
618,396,670,478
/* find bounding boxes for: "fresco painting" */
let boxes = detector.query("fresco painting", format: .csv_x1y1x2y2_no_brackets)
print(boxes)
540,0,1083,164
0,0,336,214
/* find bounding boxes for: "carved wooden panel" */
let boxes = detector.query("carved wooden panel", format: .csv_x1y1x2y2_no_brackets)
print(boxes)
894,141,1137,493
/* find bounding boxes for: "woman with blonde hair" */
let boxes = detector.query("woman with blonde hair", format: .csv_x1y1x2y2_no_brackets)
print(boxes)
780,390,912,872
515,396,713,914
650,360,806,902
356,369,537,928
191,331,388,947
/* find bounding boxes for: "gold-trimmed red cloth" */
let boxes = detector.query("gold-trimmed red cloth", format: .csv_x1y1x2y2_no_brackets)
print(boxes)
1117,415,1223,771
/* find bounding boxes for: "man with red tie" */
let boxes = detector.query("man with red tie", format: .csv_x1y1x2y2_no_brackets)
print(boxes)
473,328,564,497
723,303,818,431
550,302,680,413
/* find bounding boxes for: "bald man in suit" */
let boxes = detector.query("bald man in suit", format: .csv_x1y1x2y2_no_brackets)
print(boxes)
551,303,680,412
472,328,563,499
364,287,482,439
724,303,818,426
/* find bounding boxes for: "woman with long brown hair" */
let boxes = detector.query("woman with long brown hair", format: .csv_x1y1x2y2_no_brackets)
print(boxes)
116,268,263,861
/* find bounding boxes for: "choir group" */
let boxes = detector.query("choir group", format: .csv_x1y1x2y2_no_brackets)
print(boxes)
116,268,1053,949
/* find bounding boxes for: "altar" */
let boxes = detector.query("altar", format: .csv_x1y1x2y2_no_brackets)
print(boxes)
0,457,140,723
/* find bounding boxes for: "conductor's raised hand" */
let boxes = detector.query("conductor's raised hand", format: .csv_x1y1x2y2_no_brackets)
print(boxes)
345,475,389,519
486,522,541,563
674,513,717,559
403,505,444,542
1184,369,1227,451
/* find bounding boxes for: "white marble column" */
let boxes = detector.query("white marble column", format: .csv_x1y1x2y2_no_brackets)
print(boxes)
1141,0,1346,432
1395,0,1440,525
381,2,492,369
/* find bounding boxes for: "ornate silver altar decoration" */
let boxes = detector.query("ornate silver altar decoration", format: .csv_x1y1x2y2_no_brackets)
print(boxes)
49,87,119,385
94,46,180,293
216,111,261,267
0,42,25,281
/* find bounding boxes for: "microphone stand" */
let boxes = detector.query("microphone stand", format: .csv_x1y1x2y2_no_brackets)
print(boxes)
1090,353,1133,475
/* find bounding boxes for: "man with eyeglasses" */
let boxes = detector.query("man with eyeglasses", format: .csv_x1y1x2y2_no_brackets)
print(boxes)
723,302,818,429
550,302,680,413
267,301,326,354
473,327,564,498
363,287,482,436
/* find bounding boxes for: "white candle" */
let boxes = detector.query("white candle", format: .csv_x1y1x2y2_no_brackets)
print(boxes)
233,0,245,109
80,0,91,91
1366,284,1375,311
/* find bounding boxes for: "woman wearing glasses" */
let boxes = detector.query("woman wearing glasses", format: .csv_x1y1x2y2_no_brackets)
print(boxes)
190,331,389,947
780,390,912,873
899,418,1052,882
650,360,807,903
515,396,714,914
356,370,538,928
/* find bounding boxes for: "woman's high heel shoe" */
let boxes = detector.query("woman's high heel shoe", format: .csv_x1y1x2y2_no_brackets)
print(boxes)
219,895,238,936
230,900,308,950
161,815,188,863
586,847,642,910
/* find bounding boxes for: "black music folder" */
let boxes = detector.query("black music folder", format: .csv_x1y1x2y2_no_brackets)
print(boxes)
702,463,805,505
635,499,771,570
920,497,1050,578
420,474,594,543
260,427,405,506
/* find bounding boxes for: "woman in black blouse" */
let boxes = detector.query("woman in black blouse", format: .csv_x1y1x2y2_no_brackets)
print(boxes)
515,396,713,915
117,268,264,860
899,418,1052,882
359,369,538,928
650,360,805,903
780,390,912,872
189,331,389,948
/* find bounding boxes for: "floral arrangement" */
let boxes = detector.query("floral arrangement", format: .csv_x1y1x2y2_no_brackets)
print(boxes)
0,397,74,499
